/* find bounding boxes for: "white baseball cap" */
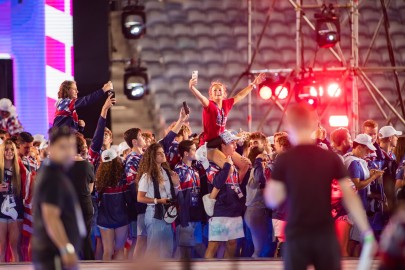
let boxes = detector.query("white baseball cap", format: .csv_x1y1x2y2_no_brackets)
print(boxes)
354,134,376,151
267,136,275,145
118,141,130,155
220,130,240,145
101,149,118,163
39,140,49,150
0,99,12,112
379,126,402,139
33,134,46,143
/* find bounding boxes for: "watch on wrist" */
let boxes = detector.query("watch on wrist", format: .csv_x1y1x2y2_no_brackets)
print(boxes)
60,243,75,256
154,198,158,204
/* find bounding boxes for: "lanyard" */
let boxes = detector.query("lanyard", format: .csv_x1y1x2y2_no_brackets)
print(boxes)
214,102,225,127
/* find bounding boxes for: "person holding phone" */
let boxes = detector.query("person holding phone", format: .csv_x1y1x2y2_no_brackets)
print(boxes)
344,134,384,256
0,139,27,262
53,80,113,132
188,72,265,200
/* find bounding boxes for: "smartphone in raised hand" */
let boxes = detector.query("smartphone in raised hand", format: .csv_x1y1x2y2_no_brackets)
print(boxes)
183,101,190,115
192,70,198,83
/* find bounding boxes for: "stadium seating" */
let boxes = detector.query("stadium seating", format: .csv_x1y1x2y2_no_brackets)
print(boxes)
140,0,405,132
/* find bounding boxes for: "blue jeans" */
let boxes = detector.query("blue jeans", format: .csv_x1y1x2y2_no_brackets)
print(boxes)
244,207,271,257
145,205,174,258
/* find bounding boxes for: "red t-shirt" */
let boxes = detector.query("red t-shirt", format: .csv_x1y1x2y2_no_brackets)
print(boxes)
201,98,235,144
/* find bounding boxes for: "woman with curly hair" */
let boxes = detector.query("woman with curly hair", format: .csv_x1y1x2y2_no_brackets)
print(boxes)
96,149,129,261
137,143,180,258
0,139,27,262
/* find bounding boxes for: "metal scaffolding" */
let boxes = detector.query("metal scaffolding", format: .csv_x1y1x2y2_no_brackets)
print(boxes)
246,0,405,134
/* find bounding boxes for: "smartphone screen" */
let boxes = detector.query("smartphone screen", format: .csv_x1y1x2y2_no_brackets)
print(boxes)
192,70,198,80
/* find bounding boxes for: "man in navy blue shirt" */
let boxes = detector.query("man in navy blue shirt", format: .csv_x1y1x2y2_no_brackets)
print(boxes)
205,131,245,259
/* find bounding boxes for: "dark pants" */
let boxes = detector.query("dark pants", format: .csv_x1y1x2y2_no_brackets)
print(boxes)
81,213,95,260
284,231,341,270
33,256,78,270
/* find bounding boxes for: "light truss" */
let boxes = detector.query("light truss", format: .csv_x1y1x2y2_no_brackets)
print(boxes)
246,0,405,134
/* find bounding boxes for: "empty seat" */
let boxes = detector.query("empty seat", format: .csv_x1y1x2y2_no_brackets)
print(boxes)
212,23,233,36
158,36,177,50
192,22,214,36
182,0,203,11
172,23,191,38
145,1,164,12
183,49,204,64
147,10,169,25
177,36,197,49
208,10,229,23
187,9,207,23
161,50,184,65
202,49,224,63
203,0,223,11
165,65,187,81
197,36,218,50
206,62,225,78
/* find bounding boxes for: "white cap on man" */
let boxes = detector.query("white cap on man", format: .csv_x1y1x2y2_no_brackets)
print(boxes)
33,134,46,144
101,149,118,163
379,126,402,139
220,130,240,145
267,136,275,145
39,140,49,150
118,141,130,155
0,99,12,112
353,134,377,151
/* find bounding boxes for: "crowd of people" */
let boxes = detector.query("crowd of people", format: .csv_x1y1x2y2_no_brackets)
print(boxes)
0,74,404,270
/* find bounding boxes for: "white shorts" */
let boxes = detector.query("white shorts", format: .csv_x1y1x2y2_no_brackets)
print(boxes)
272,219,286,242
208,216,244,242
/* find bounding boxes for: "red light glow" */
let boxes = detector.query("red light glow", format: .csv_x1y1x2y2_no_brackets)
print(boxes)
275,85,288,100
327,83,342,97
259,86,272,100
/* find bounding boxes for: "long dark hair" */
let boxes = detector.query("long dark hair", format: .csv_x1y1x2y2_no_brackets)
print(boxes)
136,143,170,185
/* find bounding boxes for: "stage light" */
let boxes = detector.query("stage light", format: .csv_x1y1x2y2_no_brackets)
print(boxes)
326,82,342,97
329,115,349,127
259,86,272,100
310,86,324,97
257,74,290,101
275,85,288,100
121,5,146,39
124,67,148,100
315,4,340,48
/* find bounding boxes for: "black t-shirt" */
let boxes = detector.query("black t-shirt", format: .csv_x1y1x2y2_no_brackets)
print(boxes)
32,161,86,262
67,160,95,217
271,145,348,238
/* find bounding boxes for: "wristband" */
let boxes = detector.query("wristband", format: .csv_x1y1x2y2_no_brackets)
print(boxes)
250,83,257,90
363,229,374,243
154,198,158,204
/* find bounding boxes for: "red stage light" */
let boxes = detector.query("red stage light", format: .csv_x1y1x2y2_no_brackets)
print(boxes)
259,86,272,100
329,115,349,127
309,86,324,97
327,82,341,97
308,98,315,105
275,85,288,100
